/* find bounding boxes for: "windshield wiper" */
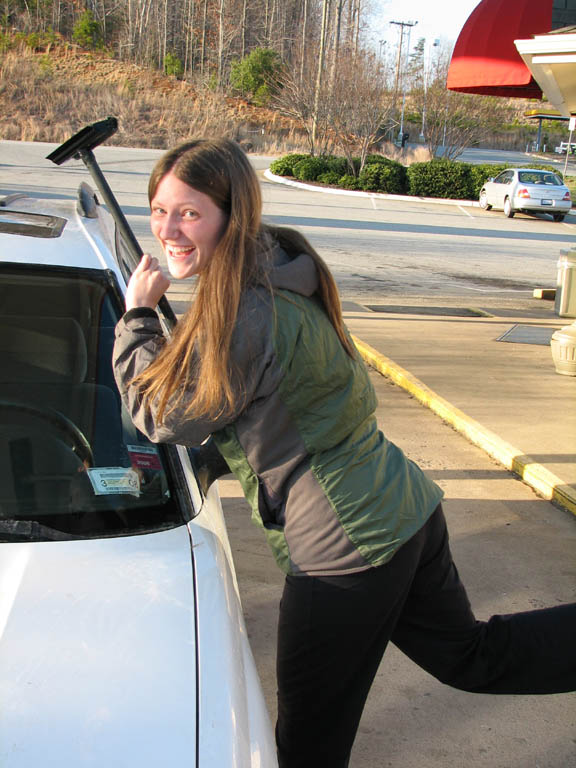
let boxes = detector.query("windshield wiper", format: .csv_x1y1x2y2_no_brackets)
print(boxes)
0,519,77,542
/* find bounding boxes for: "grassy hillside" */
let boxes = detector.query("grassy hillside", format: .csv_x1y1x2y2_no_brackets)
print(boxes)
0,43,306,152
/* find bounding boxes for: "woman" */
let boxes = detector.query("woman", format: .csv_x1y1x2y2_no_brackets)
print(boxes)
113,138,575,768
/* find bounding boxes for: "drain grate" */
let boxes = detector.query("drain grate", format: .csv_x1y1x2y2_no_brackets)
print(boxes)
366,305,486,318
496,325,556,346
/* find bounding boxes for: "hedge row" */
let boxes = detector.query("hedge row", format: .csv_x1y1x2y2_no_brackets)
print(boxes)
268,154,563,200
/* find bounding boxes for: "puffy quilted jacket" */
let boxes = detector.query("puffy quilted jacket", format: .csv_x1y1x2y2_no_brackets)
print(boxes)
113,249,443,575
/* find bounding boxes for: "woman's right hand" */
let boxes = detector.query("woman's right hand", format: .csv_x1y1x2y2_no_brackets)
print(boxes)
125,254,171,311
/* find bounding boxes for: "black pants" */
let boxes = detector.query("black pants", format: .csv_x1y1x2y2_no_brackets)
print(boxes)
275,505,576,768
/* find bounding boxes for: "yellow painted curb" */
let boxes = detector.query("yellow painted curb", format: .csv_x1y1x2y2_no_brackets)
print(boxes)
352,334,576,517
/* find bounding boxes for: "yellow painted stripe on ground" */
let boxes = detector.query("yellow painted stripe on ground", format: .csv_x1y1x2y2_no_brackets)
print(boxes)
352,334,576,517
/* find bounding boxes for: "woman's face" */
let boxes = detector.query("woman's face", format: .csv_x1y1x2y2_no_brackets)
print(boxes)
150,171,227,279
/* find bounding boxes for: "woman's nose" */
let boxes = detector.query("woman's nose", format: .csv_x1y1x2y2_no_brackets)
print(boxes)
158,213,180,239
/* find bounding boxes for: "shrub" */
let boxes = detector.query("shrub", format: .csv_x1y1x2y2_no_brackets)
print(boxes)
358,160,408,194
164,52,184,79
38,54,54,77
346,157,362,175
317,171,341,185
230,47,282,106
339,174,361,190
292,156,330,182
24,32,41,50
364,154,392,165
324,156,348,176
0,31,14,52
407,160,474,200
269,153,309,177
253,83,272,107
72,10,103,50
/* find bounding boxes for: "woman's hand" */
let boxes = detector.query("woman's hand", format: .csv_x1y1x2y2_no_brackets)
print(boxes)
125,254,171,311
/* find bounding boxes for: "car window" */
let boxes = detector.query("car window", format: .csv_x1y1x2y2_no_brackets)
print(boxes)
493,172,507,184
0,264,191,542
517,171,562,186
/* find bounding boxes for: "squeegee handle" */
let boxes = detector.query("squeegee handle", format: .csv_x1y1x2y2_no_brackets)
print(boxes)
80,150,176,327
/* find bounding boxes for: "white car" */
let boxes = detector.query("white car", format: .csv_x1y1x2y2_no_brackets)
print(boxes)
0,185,277,767
479,167,572,221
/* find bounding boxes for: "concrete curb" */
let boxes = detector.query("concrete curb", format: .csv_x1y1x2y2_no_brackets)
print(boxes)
263,168,480,207
352,335,576,517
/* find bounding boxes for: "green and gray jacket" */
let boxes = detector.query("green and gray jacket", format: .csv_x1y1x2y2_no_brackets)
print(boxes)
113,249,443,576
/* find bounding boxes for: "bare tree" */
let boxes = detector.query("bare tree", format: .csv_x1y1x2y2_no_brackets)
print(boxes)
422,47,515,160
424,85,514,160
274,46,334,155
330,49,394,172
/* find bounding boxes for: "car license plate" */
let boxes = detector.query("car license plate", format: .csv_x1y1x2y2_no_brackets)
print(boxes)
541,199,553,206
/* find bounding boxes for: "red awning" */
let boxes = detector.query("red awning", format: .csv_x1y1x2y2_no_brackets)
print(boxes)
447,0,554,98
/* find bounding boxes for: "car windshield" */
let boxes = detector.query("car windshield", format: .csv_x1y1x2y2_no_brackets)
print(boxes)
0,264,188,542
517,171,562,186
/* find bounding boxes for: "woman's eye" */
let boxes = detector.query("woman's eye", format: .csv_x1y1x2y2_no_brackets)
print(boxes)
183,210,198,219
151,206,165,215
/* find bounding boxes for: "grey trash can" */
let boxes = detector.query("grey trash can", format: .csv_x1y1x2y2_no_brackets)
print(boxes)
550,323,576,376
555,249,576,317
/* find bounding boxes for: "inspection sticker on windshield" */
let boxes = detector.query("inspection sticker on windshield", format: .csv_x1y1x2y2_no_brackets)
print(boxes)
87,468,140,496
127,444,162,470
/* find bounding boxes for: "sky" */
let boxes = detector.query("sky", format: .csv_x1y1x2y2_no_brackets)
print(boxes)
370,0,482,56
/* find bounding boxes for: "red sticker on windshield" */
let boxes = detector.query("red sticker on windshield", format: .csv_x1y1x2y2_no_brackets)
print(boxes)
127,444,162,470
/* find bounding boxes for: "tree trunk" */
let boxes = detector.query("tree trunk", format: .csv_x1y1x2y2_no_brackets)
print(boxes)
300,0,308,85
329,0,344,90
217,0,225,86
200,0,208,76
351,0,361,57
240,0,247,59
184,0,195,75
312,0,329,153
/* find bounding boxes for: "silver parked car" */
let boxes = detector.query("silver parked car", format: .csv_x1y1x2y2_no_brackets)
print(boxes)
0,186,278,767
479,168,572,221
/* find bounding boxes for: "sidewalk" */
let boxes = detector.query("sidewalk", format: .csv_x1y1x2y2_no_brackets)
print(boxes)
344,297,576,516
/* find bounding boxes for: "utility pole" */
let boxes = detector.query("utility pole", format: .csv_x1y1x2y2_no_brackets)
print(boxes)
390,20,417,143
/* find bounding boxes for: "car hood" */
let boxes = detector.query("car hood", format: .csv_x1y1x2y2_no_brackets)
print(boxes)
0,525,198,768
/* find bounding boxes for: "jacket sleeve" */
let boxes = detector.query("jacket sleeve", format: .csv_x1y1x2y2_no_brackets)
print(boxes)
112,298,276,447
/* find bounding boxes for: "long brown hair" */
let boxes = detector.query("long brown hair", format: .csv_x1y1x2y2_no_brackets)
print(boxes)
133,138,354,424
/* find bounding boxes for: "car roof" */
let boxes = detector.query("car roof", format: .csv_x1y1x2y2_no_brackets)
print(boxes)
0,184,127,283
503,168,561,175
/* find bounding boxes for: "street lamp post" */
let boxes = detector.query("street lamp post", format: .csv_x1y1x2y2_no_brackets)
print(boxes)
420,39,439,141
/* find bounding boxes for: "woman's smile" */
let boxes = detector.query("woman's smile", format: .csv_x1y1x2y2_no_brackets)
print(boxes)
165,244,196,260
